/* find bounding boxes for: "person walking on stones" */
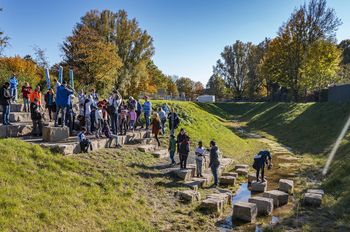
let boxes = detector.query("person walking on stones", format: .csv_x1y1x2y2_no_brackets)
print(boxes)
143,96,152,130
0,82,12,125
30,97,43,136
253,150,272,183
168,134,176,165
151,112,161,147
158,107,167,135
209,140,220,188
54,81,73,127
178,135,190,169
44,88,55,122
168,107,180,135
77,127,93,153
195,141,206,178
21,82,32,112
9,73,18,102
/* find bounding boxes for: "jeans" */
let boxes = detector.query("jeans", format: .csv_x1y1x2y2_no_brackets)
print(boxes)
23,98,29,112
54,105,67,127
211,166,219,186
161,118,166,134
111,112,119,134
256,164,265,182
169,150,175,163
85,116,91,133
144,112,150,129
196,158,203,176
10,88,17,101
179,153,188,169
2,104,10,125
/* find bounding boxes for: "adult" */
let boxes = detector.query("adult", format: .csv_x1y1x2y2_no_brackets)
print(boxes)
143,96,152,130
167,107,180,135
44,88,55,121
176,128,187,151
29,85,42,106
83,95,93,134
178,135,190,169
209,140,220,188
151,112,161,146
66,92,75,134
0,82,12,125
108,90,122,134
127,96,137,109
91,88,99,103
9,73,18,102
253,150,272,182
158,107,167,134
162,103,170,115
135,99,143,129
195,141,206,178
30,97,43,136
54,81,73,127
21,82,32,112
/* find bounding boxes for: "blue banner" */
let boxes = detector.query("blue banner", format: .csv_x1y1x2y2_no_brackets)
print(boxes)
58,66,63,83
45,68,51,89
69,69,74,89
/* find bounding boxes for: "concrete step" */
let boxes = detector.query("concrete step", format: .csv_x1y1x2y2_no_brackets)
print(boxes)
175,190,201,203
0,112,31,123
0,123,32,138
0,104,23,112
151,149,168,159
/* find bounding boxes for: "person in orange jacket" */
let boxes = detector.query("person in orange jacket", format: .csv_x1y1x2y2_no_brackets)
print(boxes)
29,85,42,106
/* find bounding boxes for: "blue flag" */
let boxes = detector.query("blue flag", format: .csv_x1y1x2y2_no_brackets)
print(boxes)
69,69,74,89
58,66,63,83
45,68,51,89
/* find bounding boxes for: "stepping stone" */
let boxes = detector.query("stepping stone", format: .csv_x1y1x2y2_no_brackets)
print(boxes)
279,179,294,194
183,180,202,191
0,112,32,123
187,164,197,177
137,144,156,152
248,196,274,216
200,198,224,215
219,176,236,186
42,126,69,142
263,190,289,207
172,169,192,181
176,190,201,203
236,168,248,176
222,172,238,178
191,177,208,187
151,149,168,159
248,173,257,183
221,158,234,170
201,173,213,183
207,192,232,206
235,164,249,170
303,192,322,207
251,181,267,192
232,201,257,223
307,189,324,196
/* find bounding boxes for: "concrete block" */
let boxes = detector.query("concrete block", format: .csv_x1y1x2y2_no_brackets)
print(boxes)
303,193,322,207
307,189,324,196
187,164,197,177
42,126,69,142
236,168,248,176
263,190,289,207
219,176,236,186
0,104,23,112
235,164,249,170
191,177,208,187
0,112,32,123
151,149,168,159
222,172,238,178
207,192,232,206
248,173,257,183
251,181,267,192
176,190,201,202
0,124,32,138
232,201,257,222
279,179,294,194
172,169,193,181
200,198,224,215
248,196,274,216
137,144,156,152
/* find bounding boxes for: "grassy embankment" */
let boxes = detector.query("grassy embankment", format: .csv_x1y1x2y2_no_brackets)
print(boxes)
0,101,265,231
201,102,350,230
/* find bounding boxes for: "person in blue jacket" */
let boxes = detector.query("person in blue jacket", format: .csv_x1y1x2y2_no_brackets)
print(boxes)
253,150,272,182
9,73,18,102
54,81,74,127
143,96,152,130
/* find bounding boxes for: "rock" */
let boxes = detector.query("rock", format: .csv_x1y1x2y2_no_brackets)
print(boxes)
251,181,267,192
151,149,168,159
183,181,200,191
303,192,322,207
207,192,232,205
236,168,248,176
176,190,201,202
137,144,156,152
222,172,238,178
279,179,294,194
307,189,324,196
200,198,224,215
263,190,289,207
219,176,236,186
248,196,274,216
248,173,257,183
172,169,193,181
187,164,197,177
42,126,69,142
0,112,32,123
0,124,32,138
235,164,249,170
232,201,257,223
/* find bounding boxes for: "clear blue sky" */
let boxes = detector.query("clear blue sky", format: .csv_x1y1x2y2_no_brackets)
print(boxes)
1,0,349,84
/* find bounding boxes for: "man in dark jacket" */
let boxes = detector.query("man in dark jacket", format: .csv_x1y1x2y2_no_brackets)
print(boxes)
178,135,190,169
30,98,43,136
168,108,180,135
253,150,272,182
0,82,12,125
54,81,74,127
209,140,220,187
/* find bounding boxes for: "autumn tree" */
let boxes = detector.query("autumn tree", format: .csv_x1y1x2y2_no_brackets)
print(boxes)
176,77,195,100
32,45,49,69
193,81,204,97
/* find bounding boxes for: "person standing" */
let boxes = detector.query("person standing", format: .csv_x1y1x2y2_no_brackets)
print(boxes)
195,141,206,178
108,90,122,134
30,98,43,136
9,74,18,102
83,96,93,134
209,140,220,188
151,112,161,147
168,108,180,135
168,134,177,165
253,150,272,182
21,82,32,112
158,107,167,135
128,107,137,133
29,85,42,106
54,81,73,127
178,136,190,169
44,88,55,121
0,82,12,125
135,99,143,129
143,96,152,130
94,104,103,138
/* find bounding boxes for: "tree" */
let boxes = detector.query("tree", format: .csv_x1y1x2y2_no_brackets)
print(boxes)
62,26,122,94
0,8,9,56
338,40,350,65
32,45,49,69
193,81,204,97
176,77,195,100
206,73,228,100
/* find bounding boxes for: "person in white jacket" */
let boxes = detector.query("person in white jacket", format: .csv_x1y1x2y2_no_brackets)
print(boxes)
94,104,103,138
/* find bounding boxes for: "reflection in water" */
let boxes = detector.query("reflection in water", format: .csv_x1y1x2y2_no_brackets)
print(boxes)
232,183,251,203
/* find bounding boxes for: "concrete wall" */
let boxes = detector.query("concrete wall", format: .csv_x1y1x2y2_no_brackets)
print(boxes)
328,84,350,103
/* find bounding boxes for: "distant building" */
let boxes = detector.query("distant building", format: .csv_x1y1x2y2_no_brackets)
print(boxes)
197,95,215,103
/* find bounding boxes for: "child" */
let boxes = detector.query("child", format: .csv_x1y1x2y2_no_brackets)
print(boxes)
21,82,32,112
30,97,43,136
151,112,161,147
129,107,137,133
77,127,92,153
195,141,206,177
94,104,103,138
119,103,128,135
103,123,122,148
178,136,190,169
168,134,176,165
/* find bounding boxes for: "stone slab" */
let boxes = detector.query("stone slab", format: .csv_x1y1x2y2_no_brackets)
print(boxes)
176,190,201,203
222,172,238,178
138,144,157,152
279,179,294,194
200,198,224,215
303,193,322,207
187,164,197,177
219,176,236,186
232,201,257,223
236,168,248,176
42,126,69,142
307,189,324,196
0,124,32,138
0,104,23,112
248,173,257,183
0,112,32,123
207,192,232,206
235,164,249,170
263,190,289,207
151,149,168,159
248,196,273,216
251,181,267,192
172,169,193,181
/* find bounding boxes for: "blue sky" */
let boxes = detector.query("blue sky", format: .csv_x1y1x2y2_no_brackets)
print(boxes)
1,0,349,84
